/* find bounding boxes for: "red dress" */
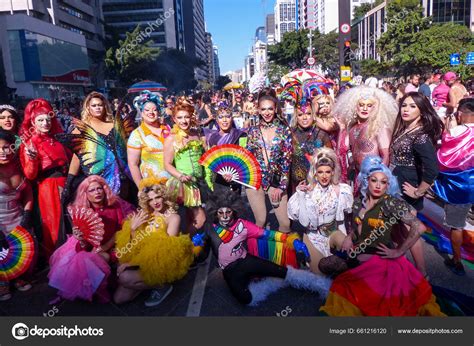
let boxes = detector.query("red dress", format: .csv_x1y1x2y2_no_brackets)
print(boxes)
20,134,71,258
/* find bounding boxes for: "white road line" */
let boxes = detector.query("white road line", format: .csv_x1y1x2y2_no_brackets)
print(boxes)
185,255,211,316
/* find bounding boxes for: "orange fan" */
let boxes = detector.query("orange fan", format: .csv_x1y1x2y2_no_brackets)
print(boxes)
67,206,105,247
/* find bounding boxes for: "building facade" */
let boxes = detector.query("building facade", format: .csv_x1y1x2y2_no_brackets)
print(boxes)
182,0,207,82
422,0,474,32
0,0,105,100
213,45,220,82
266,14,275,44
275,0,297,42
103,0,179,49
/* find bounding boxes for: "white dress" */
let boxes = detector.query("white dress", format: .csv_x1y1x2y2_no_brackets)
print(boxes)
287,183,353,257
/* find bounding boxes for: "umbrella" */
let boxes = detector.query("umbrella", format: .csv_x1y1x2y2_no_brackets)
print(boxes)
128,80,167,93
223,82,243,91
281,69,328,86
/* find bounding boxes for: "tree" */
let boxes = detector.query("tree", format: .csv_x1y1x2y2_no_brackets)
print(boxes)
105,26,161,86
267,62,290,84
357,59,386,77
267,29,339,76
215,75,232,90
352,0,384,21
377,0,431,76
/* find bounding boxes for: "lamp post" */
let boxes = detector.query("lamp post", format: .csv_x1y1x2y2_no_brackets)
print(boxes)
307,28,313,58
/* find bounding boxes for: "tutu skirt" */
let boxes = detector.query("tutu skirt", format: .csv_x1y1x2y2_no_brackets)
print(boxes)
166,177,202,207
48,236,110,301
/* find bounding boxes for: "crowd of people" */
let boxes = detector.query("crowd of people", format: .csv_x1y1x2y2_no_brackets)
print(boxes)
0,70,472,316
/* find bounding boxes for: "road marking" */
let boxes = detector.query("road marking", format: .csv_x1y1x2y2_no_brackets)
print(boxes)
186,255,211,316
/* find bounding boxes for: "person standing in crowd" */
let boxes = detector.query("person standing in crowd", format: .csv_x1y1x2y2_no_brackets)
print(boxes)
127,91,171,188
246,95,292,232
433,98,474,276
196,93,215,129
164,97,213,235
418,73,433,99
432,72,456,118
389,92,443,277
289,101,332,195
61,92,132,203
405,74,420,93
333,86,398,184
288,148,353,274
0,130,34,300
164,97,175,127
446,78,469,114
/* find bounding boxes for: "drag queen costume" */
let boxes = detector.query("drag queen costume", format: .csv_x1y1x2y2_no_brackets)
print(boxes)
115,177,194,287
127,91,171,181
48,176,133,302
333,86,397,183
205,191,330,305
288,149,353,259
19,99,71,258
320,157,444,316
166,125,213,207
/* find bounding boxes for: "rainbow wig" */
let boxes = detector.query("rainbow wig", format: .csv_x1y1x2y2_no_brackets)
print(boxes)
133,90,164,113
357,156,401,199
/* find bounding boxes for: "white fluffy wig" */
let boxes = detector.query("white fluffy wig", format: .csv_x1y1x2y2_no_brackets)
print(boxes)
332,86,398,140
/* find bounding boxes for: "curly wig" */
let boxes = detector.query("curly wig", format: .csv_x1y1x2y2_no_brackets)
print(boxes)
138,177,177,214
133,90,164,114
307,147,341,187
20,98,63,137
332,86,398,140
172,96,198,127
357,156,401,199
205,190,245,224
71,175,118,208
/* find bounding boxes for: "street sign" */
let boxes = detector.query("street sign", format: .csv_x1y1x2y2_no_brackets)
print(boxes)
450,53,460,66
341,66,351,82
466,52,474,65
307,56,316,65
340,23,350,34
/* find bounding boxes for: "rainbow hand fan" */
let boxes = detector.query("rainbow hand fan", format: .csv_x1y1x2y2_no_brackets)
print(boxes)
199,144,262,190
67,206,105,247
0,226,35,281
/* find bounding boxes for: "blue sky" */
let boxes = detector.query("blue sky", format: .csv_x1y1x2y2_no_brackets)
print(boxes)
204,0,275,74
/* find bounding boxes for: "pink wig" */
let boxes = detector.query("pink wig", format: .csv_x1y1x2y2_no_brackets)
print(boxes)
71,175,118,208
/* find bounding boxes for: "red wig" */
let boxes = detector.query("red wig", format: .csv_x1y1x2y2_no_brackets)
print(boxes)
71,175,118,209
20,98,63,137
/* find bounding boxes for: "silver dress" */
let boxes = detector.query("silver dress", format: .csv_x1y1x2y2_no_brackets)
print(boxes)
0,179,25,235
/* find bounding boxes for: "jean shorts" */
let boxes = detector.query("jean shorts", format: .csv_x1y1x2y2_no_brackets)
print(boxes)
444,203,472,229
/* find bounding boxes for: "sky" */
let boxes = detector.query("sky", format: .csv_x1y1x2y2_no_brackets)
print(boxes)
204,0,276,74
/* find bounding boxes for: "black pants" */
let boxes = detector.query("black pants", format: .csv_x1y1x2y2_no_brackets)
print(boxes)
222,255,287,305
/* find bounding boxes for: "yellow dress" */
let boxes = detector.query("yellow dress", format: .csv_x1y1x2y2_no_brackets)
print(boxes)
115,214,194,286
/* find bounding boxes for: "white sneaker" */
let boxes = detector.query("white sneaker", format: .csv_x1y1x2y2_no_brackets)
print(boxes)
144,285,173,307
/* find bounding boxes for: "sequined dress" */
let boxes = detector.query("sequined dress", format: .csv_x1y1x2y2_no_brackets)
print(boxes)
390,127,438,210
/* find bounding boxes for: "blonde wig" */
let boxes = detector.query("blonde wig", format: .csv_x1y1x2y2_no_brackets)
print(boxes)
332,86,398,140
138,177,177,215
307,147,341,187
290,101,315,128
81,92,113,123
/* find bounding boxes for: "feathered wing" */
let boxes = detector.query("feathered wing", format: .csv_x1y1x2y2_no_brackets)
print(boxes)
56,116,130,194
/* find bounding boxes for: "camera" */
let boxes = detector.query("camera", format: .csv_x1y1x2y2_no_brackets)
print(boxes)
14,326,29,338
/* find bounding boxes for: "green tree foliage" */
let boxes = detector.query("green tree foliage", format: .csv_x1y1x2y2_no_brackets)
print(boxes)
267,29,339,77
403,23,474,81
215,75,232,90
105,25,200,92
267,62,290,84
358,59,385,77
352,0,384,20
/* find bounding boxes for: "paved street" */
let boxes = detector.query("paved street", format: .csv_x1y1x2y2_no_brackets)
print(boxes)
1,197,473,317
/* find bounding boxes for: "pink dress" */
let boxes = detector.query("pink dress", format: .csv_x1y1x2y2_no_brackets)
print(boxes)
48,200,132,302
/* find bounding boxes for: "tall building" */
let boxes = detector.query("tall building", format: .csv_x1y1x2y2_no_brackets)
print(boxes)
102,0,179,49
255,26,267,43
299,0,318,29
275,0,297,42
0,0,105,100
266,14,275,44
182,0,207,82
205,32,214,84
422,0,474,32
213,45,220,81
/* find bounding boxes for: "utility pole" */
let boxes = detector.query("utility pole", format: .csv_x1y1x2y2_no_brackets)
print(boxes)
308,28,313,58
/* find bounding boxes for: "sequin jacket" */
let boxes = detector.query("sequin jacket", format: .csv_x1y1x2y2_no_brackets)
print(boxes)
389,128,438,186
246,123,293,190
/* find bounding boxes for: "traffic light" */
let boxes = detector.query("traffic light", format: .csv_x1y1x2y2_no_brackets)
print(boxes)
343,40,351,66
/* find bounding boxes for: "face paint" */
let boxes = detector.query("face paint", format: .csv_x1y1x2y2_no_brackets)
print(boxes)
217,207,234,227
